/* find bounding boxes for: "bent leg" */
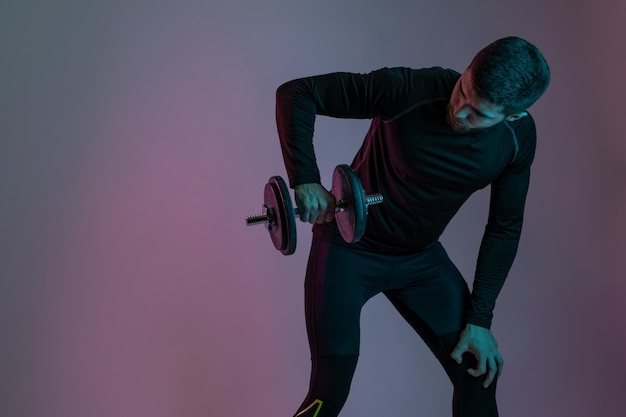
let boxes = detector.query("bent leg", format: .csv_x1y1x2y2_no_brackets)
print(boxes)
384,242,498,417
438,331,498,417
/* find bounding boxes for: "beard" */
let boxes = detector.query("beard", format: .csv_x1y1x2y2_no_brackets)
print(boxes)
446,103,469,133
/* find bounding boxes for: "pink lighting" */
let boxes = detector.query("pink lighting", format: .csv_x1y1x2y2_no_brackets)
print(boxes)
1,1,624,416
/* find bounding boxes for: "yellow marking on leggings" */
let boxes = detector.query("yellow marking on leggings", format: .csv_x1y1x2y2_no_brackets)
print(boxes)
295,399,323,417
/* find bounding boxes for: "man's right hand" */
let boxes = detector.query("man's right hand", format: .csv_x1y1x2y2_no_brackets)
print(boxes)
293,183,336,224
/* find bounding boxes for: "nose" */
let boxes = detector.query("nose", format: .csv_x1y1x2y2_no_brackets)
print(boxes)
454,105,471,120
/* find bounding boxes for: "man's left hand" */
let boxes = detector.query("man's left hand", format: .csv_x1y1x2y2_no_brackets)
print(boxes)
450,323,503,388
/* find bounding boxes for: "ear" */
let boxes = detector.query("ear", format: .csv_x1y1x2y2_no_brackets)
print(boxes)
505,111,528,122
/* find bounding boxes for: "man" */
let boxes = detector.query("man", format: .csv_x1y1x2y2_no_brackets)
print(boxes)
275,36,550,417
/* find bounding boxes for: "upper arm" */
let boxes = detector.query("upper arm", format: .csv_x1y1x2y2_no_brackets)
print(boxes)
276,67,451,120
487,117,537,234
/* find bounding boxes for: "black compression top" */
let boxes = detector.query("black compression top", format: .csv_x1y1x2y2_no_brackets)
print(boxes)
275,67,537,328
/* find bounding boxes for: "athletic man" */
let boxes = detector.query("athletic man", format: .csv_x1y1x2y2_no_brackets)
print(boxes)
275,36,550,417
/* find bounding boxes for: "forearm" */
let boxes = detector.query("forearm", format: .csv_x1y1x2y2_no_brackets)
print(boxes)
467,231,520,328
276,80,321,187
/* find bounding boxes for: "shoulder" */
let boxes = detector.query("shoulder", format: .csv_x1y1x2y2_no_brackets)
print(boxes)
379,66,459,91
505,114,537,168
515,113,536,134
368,67,459,118
511,113,537,150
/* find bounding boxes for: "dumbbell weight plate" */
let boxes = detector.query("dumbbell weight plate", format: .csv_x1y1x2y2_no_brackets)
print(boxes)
332,164,367,243
264,176,297,255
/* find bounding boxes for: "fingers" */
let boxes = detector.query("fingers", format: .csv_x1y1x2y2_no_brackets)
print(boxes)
450,345,465,365
299,200,335,223
467,355,487,378
481,356,497,388
467,353,503,388
294,184,336,224
495,353,504,378
452,324,504,388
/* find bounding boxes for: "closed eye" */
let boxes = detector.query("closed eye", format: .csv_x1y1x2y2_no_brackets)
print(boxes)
460,78,493,119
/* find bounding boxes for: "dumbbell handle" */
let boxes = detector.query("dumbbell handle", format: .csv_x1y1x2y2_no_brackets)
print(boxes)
246,193,383,226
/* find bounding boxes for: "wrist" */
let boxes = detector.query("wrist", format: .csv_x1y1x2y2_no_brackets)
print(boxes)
466,314,492,330
294,183,322,193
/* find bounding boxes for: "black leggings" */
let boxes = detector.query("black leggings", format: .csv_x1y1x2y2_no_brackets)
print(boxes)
293,236,498,417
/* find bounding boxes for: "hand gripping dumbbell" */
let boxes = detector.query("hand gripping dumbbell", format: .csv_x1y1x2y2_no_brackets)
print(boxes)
245,164,383,255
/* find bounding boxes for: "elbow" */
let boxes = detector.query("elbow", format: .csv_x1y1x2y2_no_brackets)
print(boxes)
485,216,524,239
276,79,302,102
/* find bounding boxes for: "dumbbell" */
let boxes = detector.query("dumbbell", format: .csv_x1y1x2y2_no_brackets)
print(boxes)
245,164,383,255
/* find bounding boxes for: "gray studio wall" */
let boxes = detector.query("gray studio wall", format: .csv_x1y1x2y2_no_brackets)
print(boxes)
1,1,624,416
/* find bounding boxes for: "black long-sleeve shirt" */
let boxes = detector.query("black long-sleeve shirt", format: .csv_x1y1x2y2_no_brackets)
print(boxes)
276,67,536,328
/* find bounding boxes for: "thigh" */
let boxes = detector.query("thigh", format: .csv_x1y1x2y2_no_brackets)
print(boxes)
304,236,391,357
384,242,470,344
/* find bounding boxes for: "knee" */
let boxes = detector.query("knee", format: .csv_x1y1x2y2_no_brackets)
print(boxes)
450,353,499,417
311,354,358,401
436,333,499,416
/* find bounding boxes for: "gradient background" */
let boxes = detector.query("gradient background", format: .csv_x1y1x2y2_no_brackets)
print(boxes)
1,1,624,416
